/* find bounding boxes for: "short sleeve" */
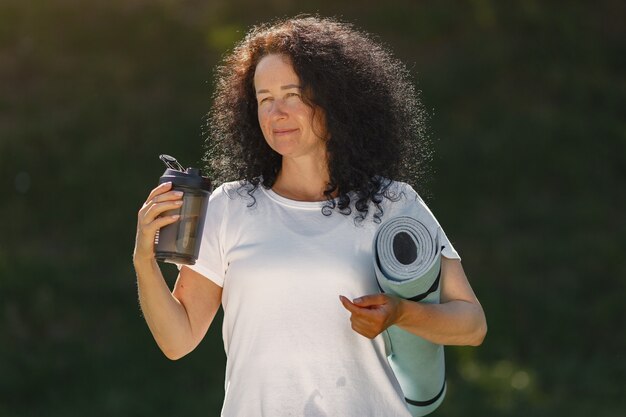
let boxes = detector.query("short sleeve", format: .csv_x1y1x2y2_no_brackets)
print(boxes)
388,182,461,260
176,184,229,287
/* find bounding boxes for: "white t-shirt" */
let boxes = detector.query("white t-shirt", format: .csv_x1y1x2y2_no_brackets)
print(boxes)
184,180,460,417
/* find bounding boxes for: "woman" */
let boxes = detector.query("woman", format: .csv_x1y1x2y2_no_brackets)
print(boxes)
134,16,486,417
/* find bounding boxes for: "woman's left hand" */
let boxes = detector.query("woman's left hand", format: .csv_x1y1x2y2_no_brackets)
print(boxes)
339,294,403,339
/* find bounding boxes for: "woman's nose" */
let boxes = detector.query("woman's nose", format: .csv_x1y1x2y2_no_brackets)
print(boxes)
269,100,288,119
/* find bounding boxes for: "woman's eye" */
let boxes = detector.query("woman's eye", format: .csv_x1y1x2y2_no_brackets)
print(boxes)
285,92,300,99
259,97,272,104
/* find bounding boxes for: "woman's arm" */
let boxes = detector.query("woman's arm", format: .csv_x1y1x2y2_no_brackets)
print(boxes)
339,257,487,346
134,181,222,360
135,260,222,360
394,257,486,345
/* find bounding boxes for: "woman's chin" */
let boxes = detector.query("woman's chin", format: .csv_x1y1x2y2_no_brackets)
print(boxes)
269,141,299,156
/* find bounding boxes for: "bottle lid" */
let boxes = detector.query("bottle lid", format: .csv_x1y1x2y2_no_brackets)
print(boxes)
158,154,212,191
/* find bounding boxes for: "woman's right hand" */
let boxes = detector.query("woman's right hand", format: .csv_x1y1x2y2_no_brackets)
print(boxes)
134,182,184,263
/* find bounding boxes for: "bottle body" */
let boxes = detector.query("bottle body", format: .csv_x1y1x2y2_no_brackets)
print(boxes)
154,184,210,265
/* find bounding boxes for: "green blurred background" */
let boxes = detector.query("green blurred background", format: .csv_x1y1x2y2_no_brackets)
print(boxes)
1,0,624,416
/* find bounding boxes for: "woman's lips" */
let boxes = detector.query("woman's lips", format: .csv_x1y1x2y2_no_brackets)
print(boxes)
273,128,298,136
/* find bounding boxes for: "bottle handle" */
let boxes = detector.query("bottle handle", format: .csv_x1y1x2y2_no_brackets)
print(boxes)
159,154,184,171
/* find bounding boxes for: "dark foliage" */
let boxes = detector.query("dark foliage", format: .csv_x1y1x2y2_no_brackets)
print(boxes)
0,1,623,416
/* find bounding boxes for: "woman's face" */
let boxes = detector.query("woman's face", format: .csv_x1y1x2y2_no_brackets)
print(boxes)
254,54,327,161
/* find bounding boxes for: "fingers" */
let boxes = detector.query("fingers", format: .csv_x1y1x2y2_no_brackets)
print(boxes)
152,189,185,203
139,184,185,226
350,323,379,340
142,189,184,213
339,294,387,313
340,293,399,339
352,294,389,308
146,181,173,203
133,214,180,262
339,295,379,338
134,182,183,261
140,211,180,234
141,199,183,224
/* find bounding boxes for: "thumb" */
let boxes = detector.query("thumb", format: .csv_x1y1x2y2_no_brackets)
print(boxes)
352,293,388,308
339,295,360,313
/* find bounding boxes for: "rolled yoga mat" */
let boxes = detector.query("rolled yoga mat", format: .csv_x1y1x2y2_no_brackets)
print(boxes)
373,216,446,417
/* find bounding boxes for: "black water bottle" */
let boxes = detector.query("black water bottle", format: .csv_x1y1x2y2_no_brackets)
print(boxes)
154,154,212,265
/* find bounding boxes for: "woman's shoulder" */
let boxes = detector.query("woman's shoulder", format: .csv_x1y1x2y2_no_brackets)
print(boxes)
209,179,263,204
210,178,252,193
381,179,424,204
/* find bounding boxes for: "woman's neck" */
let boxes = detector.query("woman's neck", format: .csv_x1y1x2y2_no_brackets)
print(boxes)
272,156,335,202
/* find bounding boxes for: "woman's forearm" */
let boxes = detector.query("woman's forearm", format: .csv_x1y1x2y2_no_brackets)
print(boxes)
395,299,487,346
134,257,194,359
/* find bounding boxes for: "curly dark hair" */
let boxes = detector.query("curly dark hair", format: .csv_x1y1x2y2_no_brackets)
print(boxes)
203,15,432,222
